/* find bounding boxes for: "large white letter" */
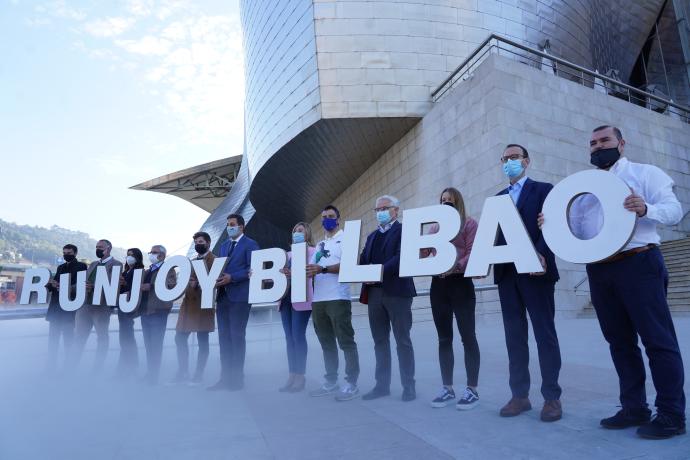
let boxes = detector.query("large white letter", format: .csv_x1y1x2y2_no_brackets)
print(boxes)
541,169,636,263
92,265,122,306
465,195,543,277
192,257,228,310
400,205,461,277
248,248,288,304
338,220,383,283
58,270,87,312
154,256,189,302
290,243,308,303
18,268,51,305
117,268,143,314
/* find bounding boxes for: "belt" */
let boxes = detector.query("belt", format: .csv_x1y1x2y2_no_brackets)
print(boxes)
598,244,655,264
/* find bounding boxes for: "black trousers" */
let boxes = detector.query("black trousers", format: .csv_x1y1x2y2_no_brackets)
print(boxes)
497,268,562,401
587,247,685,418
430,275,479,387
116,311,139,375
216,296,251,385
367,287,415,391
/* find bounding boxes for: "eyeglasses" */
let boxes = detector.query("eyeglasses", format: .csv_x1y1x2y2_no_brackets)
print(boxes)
374,206,395,212
148,251,160,255
500,154,524,163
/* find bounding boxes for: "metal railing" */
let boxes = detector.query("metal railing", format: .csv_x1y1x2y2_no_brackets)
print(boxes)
0,285,499,321
432,34,690,123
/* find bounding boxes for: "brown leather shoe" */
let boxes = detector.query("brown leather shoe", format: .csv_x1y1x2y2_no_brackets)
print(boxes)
541,400,562,422
499,397,532,417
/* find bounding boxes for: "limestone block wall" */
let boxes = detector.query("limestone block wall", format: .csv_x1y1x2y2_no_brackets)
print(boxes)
310,53,690,316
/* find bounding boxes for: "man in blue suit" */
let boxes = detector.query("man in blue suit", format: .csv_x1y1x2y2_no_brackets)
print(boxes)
494,144,563,422
359,195,417,402
209,213,260,391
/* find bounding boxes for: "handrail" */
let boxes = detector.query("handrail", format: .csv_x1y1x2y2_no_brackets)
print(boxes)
573,275,589,293
0,285,498,320
431,33,690,117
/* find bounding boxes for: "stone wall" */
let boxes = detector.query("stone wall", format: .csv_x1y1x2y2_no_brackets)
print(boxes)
310,53,690,316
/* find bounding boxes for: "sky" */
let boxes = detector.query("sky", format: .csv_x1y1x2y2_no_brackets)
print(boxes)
0,0,244,257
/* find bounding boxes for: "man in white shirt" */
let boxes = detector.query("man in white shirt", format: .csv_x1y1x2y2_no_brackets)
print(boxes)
567,125,685,439
306,205,360,401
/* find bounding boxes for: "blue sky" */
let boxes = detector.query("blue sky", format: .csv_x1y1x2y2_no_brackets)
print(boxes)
1,0,244,257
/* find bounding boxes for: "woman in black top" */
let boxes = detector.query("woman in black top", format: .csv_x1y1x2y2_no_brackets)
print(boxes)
116,248,144,379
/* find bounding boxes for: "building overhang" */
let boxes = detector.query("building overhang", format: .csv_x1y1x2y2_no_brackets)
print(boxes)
130,156,243,213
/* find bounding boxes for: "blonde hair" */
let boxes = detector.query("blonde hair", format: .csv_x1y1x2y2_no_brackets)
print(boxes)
440,187,467,230
292,222,315,247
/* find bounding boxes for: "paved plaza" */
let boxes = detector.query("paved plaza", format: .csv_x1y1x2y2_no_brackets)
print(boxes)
0,307,688,459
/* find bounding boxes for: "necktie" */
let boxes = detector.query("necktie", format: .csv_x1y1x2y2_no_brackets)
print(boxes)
228,240,237,258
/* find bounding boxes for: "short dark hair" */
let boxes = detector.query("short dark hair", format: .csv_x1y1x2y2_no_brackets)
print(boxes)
98,239,113,249
505,143,529,158
63,244,78,254
193,231,211,243
593,125,623,140
323,205,340,218
226,214,245,226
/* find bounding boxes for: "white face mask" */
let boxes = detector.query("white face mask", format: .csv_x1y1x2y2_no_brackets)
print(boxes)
149,253,160,265
126,255,137,266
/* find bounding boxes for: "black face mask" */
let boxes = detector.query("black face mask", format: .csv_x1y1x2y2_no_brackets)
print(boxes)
590,145,621,169
195,243,208,254
63,254,76,263
96,249,105,259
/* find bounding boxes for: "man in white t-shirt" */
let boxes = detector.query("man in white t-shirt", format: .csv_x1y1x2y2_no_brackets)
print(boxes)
306,205,360,401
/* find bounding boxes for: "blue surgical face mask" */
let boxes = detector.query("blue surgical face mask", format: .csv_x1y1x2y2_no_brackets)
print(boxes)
503,159,524,179
292,232,305,244
376,210,392,226
322,217,338,232
227,225,240,238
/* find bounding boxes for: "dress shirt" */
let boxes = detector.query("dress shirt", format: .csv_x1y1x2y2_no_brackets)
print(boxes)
508,176,528,204
569,157,683,250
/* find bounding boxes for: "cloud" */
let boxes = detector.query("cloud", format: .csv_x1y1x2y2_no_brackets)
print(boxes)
115,35,173,55
35,0,86,21
30,1,245,150
83,16,136,38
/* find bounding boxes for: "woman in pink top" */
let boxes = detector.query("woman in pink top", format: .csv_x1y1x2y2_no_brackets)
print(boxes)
425,187,481,410
278,222,316,393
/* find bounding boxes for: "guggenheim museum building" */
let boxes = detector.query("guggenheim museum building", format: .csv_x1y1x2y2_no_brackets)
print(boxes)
134,0,690,314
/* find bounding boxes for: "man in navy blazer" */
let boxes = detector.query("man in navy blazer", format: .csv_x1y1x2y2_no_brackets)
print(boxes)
494,144,563,422
359,195,417,402
209,213,260,391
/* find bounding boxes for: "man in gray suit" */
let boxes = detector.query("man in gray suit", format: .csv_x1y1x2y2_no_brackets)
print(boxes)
71,239,122,373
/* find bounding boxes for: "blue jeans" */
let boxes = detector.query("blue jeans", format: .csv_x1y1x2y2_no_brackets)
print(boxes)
280,298,312,375
141,310,169,383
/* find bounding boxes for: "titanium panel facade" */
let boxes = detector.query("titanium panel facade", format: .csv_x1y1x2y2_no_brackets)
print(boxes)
196,0,680,249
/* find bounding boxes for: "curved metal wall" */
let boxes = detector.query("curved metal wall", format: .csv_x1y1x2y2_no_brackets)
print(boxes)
225,0,669,248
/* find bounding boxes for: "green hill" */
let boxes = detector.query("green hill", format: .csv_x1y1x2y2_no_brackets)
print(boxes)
0,219,127,267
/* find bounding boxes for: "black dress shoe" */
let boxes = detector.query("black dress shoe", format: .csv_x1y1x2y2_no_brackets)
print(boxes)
402,388,416,402
637,413,686,439
362,387,390,400
600,407,652,429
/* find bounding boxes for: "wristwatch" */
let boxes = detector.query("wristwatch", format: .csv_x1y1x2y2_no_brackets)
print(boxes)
321,266,328,274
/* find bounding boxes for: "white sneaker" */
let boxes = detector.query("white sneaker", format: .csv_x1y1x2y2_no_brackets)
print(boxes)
456,387,479,410
310,381,339,397
335,383,360,401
